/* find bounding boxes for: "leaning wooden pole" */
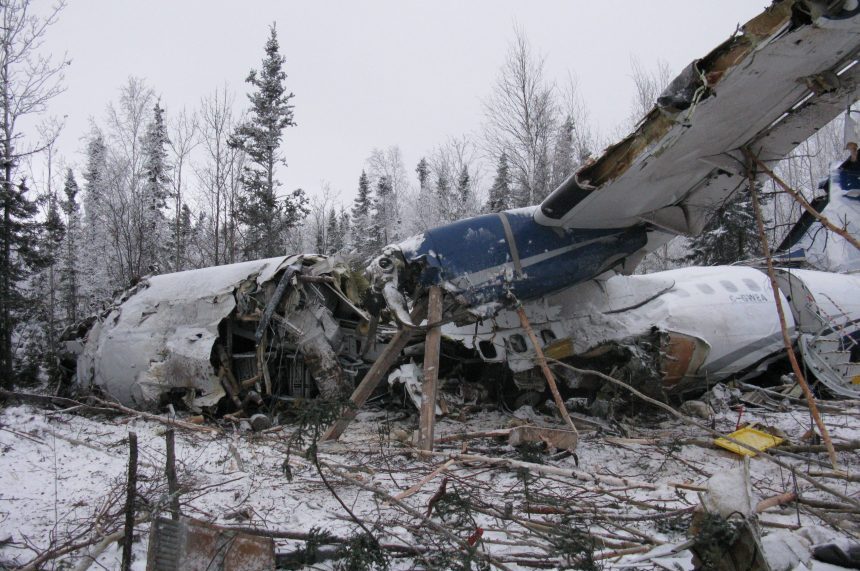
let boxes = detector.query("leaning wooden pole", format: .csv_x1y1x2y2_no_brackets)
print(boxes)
746,156,839,469
165,429,180,520
745,150,860,252
121,432,138,571
418,286,443,450
323,328,416,441
515,305,579,438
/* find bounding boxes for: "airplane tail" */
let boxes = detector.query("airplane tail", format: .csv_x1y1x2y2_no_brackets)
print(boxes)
776,162,860,273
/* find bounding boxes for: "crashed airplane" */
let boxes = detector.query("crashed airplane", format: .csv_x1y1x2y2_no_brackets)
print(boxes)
71,0,860,415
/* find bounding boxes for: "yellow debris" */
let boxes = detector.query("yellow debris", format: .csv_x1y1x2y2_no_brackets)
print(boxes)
714,425,784,457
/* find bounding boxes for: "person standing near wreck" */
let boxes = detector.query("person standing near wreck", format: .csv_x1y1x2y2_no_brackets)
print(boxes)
842,141,860,173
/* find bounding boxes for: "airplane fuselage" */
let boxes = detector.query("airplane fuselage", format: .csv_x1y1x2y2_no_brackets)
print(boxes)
392,206,648,308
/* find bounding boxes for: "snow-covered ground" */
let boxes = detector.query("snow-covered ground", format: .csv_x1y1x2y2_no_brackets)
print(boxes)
0,394,857,570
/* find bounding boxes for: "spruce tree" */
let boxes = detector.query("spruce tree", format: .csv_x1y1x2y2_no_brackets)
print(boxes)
42,176,65,380
140,101,172,273
338,208,350,252
416,157,430,192
229,23,308,259
371,176,393,249
457,165,471,204
685,189,762,265
80,134,113,308
551,115,576,189
0,177,50,383
82,135,107,230
60,169,81,323
436,171,450,198
325,207,340,254
351,171,373,257
487,153,512,213
173,203,193,270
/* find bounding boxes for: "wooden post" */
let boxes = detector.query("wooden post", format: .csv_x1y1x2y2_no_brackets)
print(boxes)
121,432,138,571
746,156,839,469
515,306,579,437
418,286,443,450
322,328,416,441
165,429,179,520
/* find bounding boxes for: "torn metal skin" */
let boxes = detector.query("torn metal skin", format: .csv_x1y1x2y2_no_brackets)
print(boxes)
74,255,373,412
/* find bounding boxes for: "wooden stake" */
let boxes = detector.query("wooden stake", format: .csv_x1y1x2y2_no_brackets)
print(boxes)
515,305,579,437
322,328,416,441
746,156,839,470
165,429,180,520
121,432,138,571
418,286,443,450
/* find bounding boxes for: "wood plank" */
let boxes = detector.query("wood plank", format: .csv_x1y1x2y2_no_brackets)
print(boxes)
418,286,443,450
322,328,415,441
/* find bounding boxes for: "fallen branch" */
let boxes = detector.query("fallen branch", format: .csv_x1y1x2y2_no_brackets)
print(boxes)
807,470,860,483
395,459,455,500
17,516,150,571
319,460,516,571
220,525,429,555
756,491,797,513
414,450,658,490
780,441,860,453
71,529,126,571
0,389,220,434
90,397,221,434
515,305,579,439
593,545,650,561
435,429,513,444
547,359,860,509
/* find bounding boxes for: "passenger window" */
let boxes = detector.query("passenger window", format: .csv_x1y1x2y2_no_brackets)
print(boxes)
478,340,498,359
540,329,556,345
672,288,691,298
508,334,528,354
743,279,761,292
720,280,738,292
696,284,715,294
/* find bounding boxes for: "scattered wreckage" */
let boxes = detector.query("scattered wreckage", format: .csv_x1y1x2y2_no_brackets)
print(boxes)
69,0,860,422
74,255,371,413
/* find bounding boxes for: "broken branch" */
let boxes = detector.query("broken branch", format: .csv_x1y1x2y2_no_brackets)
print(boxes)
745,149,860,252
319,460,516,571
515,305,579,438
746,153,839,470
395,459,455,500
547,359,860,509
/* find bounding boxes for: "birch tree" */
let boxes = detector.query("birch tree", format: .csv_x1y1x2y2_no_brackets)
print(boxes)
483,29,556,207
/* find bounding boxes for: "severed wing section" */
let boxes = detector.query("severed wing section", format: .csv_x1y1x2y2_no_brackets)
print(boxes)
535,0,860,249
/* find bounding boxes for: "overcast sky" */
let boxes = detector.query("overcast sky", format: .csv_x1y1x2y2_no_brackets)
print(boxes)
38,0,767,204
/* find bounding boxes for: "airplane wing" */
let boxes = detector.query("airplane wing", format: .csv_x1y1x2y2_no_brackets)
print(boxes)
535,0,860,245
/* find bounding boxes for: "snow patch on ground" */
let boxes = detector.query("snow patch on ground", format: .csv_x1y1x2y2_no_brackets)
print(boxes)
0,399,857,569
